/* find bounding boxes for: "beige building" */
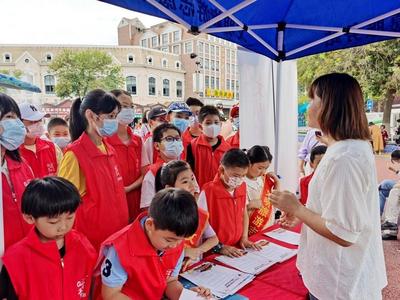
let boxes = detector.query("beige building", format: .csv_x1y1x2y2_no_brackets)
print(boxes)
118,18,239,107
0,44,185,106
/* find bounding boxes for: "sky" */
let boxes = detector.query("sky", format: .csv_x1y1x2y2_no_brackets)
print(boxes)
0,0,165,45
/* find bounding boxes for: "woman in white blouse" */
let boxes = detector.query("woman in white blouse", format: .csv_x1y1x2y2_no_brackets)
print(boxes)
270,73,387,300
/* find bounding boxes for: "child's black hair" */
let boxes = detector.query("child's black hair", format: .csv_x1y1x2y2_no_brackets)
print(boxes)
149,188,198,237
153,123,181,143
156,160,191,192
110,89,131,98
47,117,68,133
221,148,250,169
310,145,327,163
0,93,22,162
186,97,204,108
21,176,81,218
246,145,273,164
391,150,400,161
198,105,220,123
69,89,121,141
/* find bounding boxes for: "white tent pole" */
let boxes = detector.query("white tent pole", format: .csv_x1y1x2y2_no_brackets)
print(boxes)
208,0,278,56
199,0,256,31
349,29,400,38
145,0,191,29
205,26,244,33
287,7,400,58
274,62,282,173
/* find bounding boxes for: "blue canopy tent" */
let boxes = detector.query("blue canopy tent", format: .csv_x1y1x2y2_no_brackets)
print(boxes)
0,73,41,93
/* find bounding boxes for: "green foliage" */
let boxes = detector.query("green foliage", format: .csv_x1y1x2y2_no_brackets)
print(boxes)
49,49,124,98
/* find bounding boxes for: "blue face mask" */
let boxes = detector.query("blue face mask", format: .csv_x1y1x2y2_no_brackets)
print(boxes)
0,119,27,150
52,136,71,149
98,118,118,137
162,140,184,159
172,118,190,133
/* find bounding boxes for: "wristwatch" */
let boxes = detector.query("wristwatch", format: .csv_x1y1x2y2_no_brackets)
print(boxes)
211,242,223,254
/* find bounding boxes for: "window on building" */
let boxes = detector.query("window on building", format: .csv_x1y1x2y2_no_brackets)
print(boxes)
184,41,193,54
199,58,204,69
175,61,181,69
176,81,183,98
163,79,170,97
211,60,215,71
216,46,220,57
173,44,180,55
126,76,137,95
216,77,220,89
44,75,55,94
226,49,230,61
173,31,180,42
45,53,52,62
162,59,168,68
127,54,135,63
226,79,230,90
211,77,215,89
205,76,210,88
147,56,153,65
162,33,169,45
3,53,11,62
148,77,156,96
211,45,215,56
151,36,158,47
141,39,148,48
231,80,235,91
161,47,169,52
205,43,209,55
198,42,204,54
226,63,230,73
204,58,209,70
216,60,220,71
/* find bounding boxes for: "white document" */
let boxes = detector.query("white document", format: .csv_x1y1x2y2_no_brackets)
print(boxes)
264,228,300,245
248,242,298,263
179,288,208,300
180,263,254,299
215,251,276,275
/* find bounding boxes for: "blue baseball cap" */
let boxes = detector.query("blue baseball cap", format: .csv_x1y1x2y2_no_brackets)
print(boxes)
167,102,192,116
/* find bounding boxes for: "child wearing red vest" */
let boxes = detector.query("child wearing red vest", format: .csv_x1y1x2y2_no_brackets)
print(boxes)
140,123,184,209
186,105,231,189
181,97,204,159
58,89,129,250
1,177,96,300
157,160,219,271
299,145,327,205
100,189,210,299
198,149,262,258
19,103,61,178
0,93,35,249
106,90,143,221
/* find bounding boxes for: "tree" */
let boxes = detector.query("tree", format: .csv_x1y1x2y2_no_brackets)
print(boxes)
297,39,400,128
49,49,124,98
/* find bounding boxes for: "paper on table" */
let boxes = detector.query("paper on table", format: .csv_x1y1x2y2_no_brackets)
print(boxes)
180,263,254,299
248,242,298,263
215,251,276,275
264,228,300,245
179,288,208,300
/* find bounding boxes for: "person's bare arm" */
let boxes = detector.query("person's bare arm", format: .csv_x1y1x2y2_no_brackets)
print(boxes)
102,285,130,300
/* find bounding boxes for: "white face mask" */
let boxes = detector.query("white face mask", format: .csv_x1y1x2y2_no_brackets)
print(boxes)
226,176,244,189
117,108,135,125
27,122,45,138
203,124,221,138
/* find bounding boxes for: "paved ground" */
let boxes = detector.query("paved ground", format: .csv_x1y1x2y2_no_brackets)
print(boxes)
375,155,399,300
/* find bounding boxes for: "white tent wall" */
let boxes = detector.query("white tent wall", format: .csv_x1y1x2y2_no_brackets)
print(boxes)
238,50,298,192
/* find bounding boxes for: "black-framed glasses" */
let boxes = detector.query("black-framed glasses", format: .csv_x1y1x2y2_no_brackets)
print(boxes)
161,136,181,142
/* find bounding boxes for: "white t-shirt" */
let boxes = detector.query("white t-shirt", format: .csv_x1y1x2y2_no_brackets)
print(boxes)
141,137,154,168
297,140,387,300
140,170,156,209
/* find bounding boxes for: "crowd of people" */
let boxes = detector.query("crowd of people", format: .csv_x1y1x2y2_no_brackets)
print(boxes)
0,72,388,299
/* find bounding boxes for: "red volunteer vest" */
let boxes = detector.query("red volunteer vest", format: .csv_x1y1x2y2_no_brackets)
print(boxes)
100,212,184,299
20,138,58,178
66,133,129,250
299,172,314,205
203,175,247,246
227,131,240,149
185,208,209,248
106,128,142,221
2,156,34,249
191,134,231,189
3,228,97,300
